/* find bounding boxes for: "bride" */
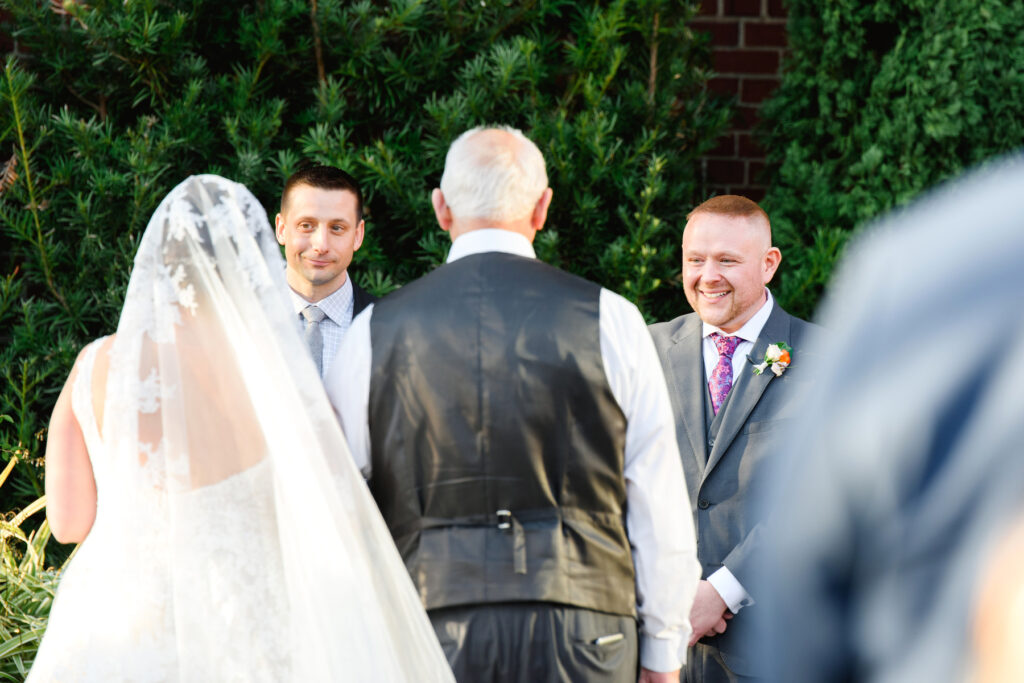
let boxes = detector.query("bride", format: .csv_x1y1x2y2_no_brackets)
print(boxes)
30,175,453,681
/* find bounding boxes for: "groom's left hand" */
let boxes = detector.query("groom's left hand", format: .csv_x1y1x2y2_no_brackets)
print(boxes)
639,667,680,683
687,580,730,646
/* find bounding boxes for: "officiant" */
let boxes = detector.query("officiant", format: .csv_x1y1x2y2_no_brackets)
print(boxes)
325,126,700,683
275,165,376,377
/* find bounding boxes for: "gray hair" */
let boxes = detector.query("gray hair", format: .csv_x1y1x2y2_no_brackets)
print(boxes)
439,126,548,222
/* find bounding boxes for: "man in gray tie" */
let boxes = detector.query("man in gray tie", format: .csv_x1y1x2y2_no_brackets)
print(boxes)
275,165,376,376
648,196,818,682
326,126,700,683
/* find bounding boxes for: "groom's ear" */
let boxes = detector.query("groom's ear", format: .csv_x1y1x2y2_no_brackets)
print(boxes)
274,213,286,246
763,246,782,283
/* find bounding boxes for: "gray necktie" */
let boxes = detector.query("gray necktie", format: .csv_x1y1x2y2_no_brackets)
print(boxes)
301,305,326,376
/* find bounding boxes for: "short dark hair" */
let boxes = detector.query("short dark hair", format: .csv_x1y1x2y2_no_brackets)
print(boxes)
280,165,364,222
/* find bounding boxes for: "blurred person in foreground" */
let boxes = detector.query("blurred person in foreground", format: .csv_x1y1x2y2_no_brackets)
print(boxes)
648,195,819,682
755,154,1024,682
326,126,701,683
973,514,1024,683
34,175,453,681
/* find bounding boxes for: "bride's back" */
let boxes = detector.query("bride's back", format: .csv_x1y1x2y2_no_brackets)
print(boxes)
31,174,455,682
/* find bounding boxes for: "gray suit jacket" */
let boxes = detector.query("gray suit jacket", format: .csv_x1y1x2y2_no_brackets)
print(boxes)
649,303,818,675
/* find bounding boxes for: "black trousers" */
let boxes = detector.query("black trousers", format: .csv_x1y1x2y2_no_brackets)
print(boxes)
429,602,638,683
682,641,761,683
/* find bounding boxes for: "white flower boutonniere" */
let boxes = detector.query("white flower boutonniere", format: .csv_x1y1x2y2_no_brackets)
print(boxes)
752,342,792,377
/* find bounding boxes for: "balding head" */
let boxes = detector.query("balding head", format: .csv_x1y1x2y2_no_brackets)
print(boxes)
439,126,549,223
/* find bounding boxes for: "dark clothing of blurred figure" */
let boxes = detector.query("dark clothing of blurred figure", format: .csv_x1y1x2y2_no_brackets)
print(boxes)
755,154,1024,682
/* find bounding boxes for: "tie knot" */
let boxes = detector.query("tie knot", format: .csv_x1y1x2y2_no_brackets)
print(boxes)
711,332,742,358
301,305,326,323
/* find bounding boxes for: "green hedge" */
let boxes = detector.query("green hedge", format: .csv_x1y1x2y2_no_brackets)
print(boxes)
760,0,1024,320
0,1,728,510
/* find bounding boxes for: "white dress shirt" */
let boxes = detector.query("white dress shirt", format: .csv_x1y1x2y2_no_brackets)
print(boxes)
325,228,701,673
288,275,354,377
699,289,773,614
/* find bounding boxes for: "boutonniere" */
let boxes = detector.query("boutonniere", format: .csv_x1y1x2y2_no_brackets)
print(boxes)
752,342,792,377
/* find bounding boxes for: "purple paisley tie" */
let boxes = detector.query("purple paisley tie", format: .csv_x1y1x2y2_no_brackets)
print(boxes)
709,333,742,415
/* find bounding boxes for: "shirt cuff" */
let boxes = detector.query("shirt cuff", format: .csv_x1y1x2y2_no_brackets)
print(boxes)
639,632,686,674
707,566,755,614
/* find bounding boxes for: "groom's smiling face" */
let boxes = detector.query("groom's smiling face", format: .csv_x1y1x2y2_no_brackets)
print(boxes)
682,212,780,334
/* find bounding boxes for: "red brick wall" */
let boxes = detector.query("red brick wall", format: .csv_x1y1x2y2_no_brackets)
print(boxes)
693,0,789,201
0,10,13,55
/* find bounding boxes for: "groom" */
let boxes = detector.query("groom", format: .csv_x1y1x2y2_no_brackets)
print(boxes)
326,126,700,682
648,196,817,682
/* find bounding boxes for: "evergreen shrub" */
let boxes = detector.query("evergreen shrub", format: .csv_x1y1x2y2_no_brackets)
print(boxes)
759,0,1024,320
0,2,728,515
0,458,58,681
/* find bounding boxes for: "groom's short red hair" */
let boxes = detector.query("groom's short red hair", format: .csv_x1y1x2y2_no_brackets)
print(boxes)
687,194,770,225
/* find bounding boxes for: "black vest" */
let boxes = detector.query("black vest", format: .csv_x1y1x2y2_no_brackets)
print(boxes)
368,252,635,616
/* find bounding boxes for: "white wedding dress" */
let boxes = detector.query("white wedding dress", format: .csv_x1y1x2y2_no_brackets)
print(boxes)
28,175,453,682
30,340,290,681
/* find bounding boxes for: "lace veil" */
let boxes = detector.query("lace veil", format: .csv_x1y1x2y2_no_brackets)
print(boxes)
101,174,453,680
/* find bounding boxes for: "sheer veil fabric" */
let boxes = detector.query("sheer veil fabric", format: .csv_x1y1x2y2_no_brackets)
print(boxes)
29,175,454,681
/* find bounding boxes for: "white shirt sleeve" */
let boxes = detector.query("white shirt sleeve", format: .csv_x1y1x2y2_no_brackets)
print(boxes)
323,303,374,478
599,289,702,672
707,566,755,613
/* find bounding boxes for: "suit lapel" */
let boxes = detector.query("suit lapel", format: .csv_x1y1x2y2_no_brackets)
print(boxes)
667,316,709,471
352,279,377,316
702,307,792,482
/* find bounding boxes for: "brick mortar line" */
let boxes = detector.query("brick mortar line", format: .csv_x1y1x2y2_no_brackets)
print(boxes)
690,17,787,23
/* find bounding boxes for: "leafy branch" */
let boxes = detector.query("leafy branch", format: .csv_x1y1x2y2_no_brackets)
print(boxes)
2,60,68,314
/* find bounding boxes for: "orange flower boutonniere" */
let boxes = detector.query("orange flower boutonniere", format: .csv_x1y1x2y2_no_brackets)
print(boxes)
752,342,792,377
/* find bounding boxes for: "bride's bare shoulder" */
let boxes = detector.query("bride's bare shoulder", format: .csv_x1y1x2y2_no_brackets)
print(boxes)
72,334,116,363
61,335,116,430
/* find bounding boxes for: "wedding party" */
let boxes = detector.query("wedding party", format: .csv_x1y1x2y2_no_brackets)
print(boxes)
2,2,1023,682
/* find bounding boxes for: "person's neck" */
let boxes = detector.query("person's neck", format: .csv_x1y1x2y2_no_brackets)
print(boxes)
448,220,536,243
288,271,347,304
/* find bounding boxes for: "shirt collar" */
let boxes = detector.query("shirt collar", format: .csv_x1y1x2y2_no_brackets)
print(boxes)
446,228,536,263
702,289,775,343
287,275,353,324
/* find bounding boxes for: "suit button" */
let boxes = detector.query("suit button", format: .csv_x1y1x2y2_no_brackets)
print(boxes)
698,499,710,510
708,437,715,448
